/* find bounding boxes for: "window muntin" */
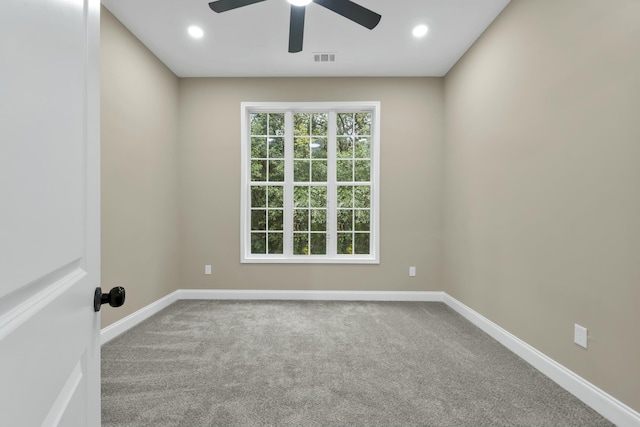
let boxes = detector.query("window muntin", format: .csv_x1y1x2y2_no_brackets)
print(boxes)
241,102,380,263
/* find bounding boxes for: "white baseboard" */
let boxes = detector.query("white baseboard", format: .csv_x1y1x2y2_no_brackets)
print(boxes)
177,289,444,302
443,293,640,427
100,289,639,427
100,290,180,345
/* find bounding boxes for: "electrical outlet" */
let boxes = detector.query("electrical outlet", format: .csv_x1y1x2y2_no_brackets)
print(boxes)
205,265,212,275
574,324,587,348
409,266,416,277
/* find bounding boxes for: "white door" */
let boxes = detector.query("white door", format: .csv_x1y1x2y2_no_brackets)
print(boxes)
0,0,102,426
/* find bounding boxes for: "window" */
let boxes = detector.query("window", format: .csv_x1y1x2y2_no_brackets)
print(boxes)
241,102,380,263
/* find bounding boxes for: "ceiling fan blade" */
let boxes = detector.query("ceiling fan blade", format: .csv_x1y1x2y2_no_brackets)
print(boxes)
313,0,381,29
288,5,306,53
209,0,267,13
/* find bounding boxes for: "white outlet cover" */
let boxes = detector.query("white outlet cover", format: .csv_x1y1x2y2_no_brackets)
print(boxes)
205,265,212,275
574,324,587,348
409,266,416,277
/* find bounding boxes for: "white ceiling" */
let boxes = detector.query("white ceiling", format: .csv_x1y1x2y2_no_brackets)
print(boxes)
101,0,510,78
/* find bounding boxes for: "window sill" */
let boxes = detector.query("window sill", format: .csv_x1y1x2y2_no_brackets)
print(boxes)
241,256,380,264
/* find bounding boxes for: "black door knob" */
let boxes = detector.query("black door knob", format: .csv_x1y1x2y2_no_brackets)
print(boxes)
94,287,126,312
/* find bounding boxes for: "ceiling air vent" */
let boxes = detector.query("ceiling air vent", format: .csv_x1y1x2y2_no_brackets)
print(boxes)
314,53,336,63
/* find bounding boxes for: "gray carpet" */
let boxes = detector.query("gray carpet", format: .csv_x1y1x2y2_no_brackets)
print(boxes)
102,301,613,427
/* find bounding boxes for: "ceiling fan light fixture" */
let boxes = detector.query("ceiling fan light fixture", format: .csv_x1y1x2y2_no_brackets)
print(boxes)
288,0,312,6
188,25,204,39
412,24,428,38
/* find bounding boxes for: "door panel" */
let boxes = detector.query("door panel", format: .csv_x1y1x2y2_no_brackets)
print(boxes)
0,0,86,299
0,0,101,425
0,272,95,425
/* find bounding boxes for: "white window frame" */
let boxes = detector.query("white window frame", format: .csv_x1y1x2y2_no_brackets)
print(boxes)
240,101,380,264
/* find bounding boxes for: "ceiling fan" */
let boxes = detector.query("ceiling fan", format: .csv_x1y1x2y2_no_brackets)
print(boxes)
208,0,382,53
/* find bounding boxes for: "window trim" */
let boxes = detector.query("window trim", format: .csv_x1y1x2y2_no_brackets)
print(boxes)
240,102,380,264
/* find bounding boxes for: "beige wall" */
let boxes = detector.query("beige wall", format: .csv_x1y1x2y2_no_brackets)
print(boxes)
178,78,444,292
100,7,180,328
443,0,640,411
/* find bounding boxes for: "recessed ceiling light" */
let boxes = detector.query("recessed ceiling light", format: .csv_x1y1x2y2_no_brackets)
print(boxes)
288,0,312,6
412,24,428,38
188,26,204,39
